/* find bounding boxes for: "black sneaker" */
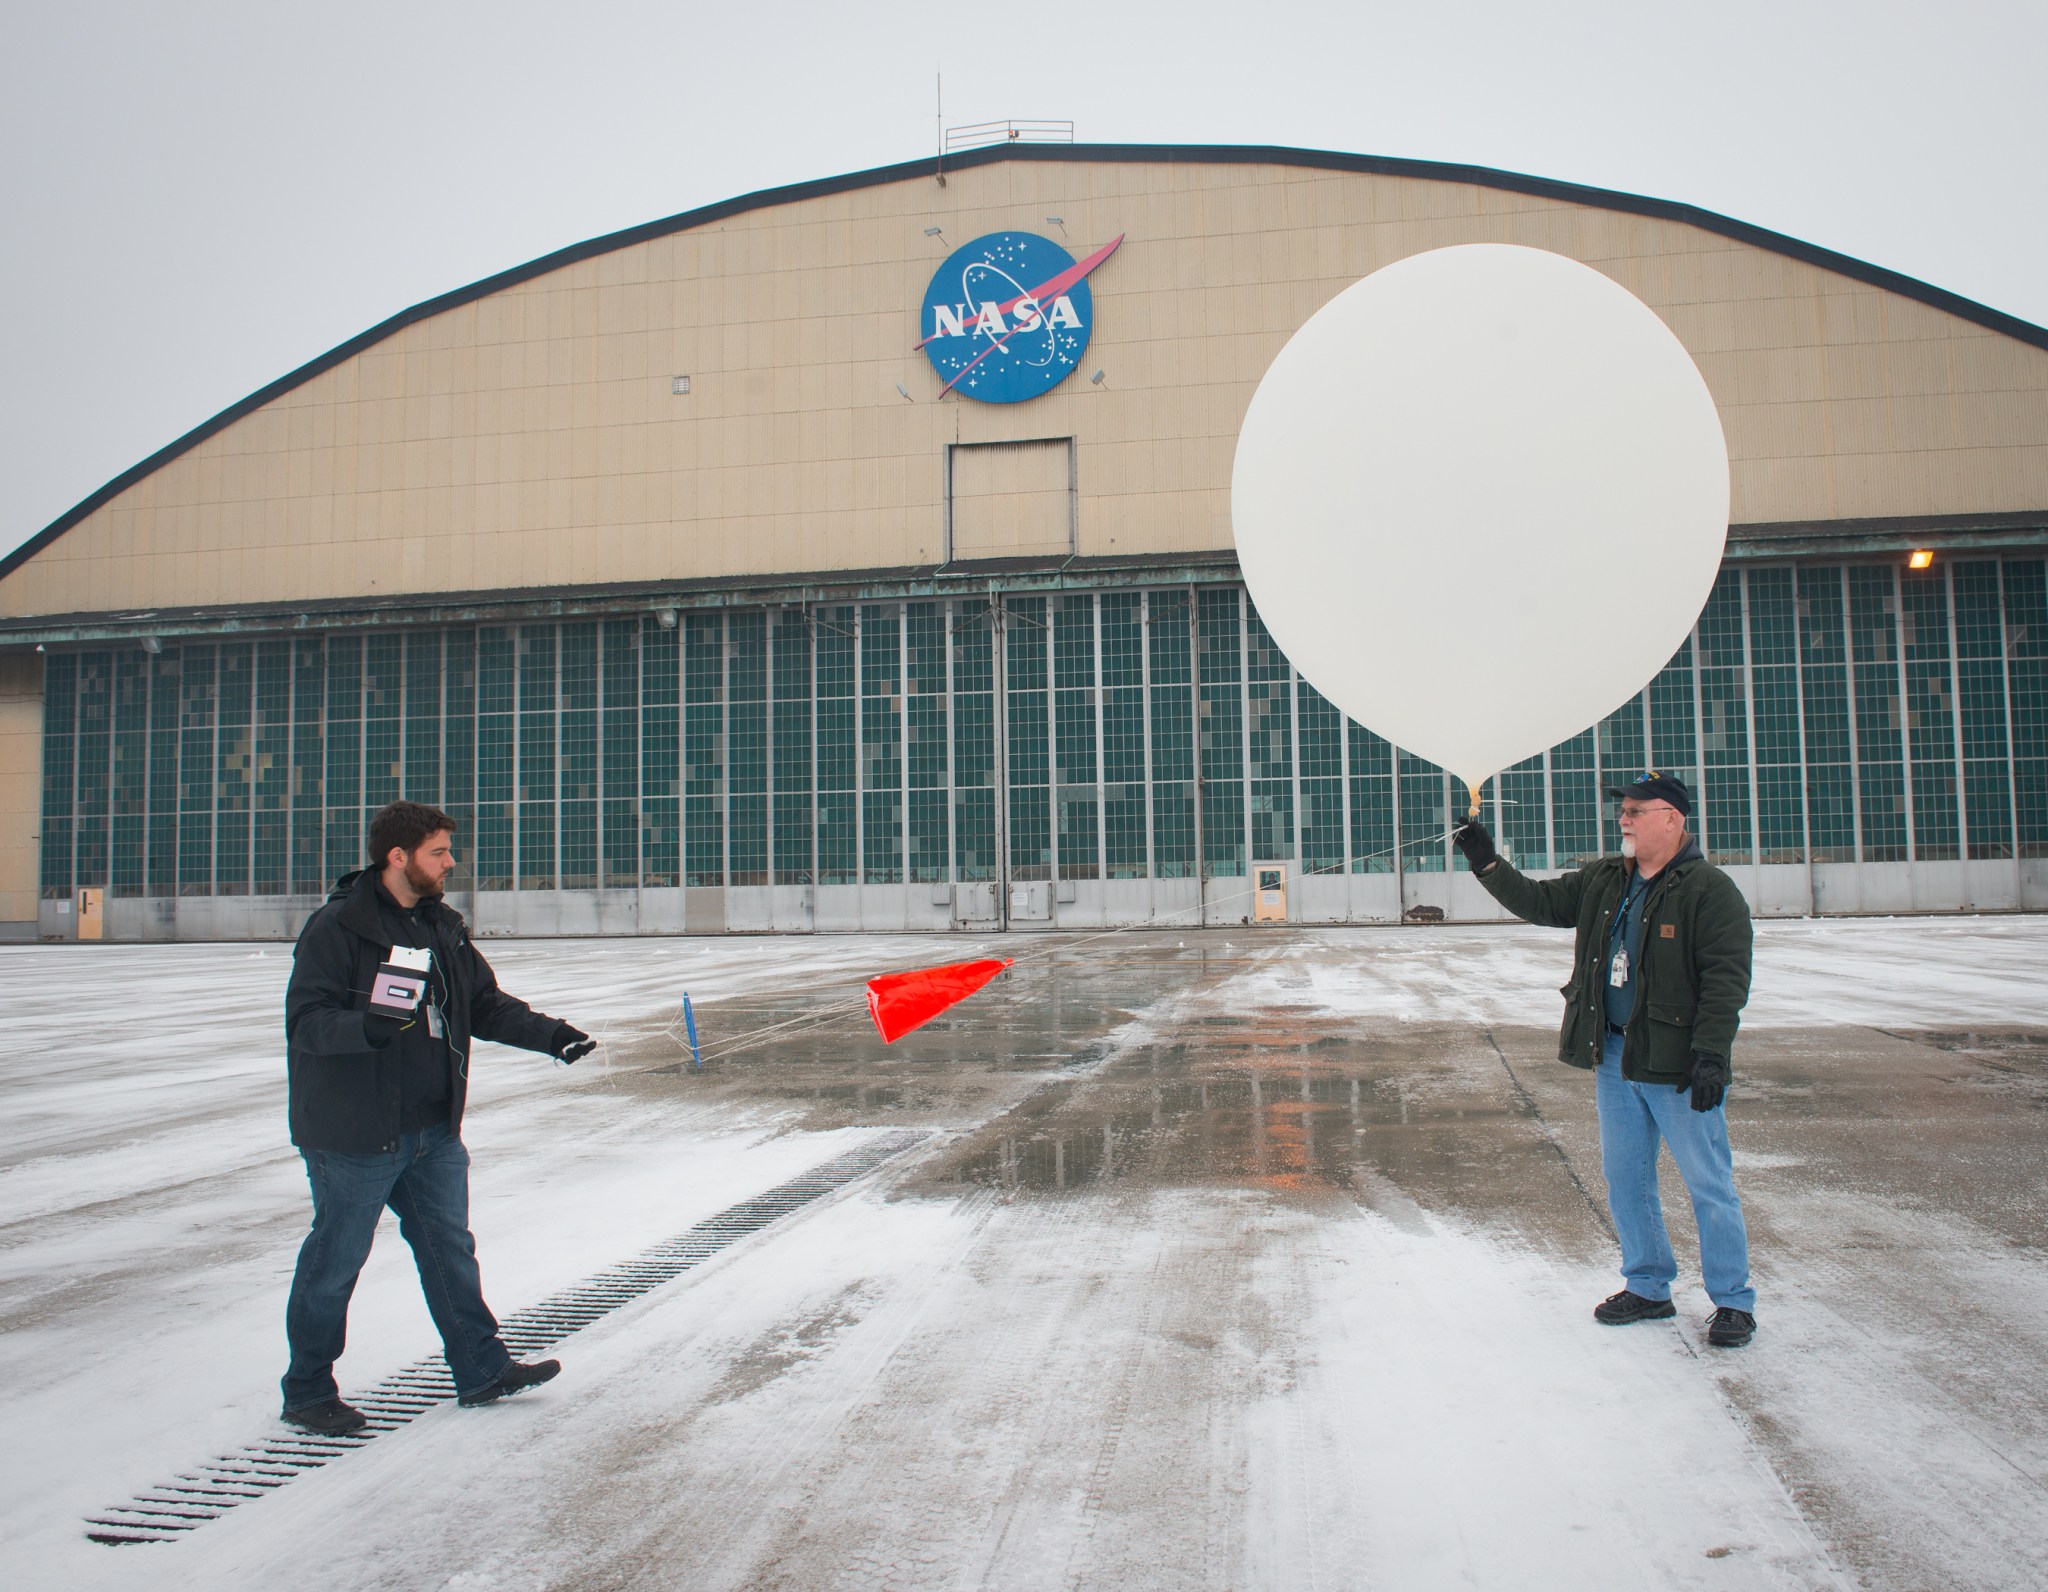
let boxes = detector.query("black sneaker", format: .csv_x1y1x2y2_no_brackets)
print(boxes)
1593,1289,1678,1325
281,1396,367,1435
1707,1308,1757,1347
458,1358,561,1408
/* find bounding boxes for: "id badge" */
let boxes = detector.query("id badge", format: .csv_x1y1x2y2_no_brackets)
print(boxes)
1609,948,1629,988
425,1002,446,1039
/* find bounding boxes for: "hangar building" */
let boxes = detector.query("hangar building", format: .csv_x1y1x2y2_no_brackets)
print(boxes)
3,144,2045,940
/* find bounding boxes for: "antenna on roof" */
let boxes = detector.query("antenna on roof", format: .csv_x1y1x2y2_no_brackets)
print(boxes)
934,72,946,188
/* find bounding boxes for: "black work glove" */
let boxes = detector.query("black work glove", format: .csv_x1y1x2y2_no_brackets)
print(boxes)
1682,1050,1728,1113
551,1022,596,1064
363,1009,404,1047
1452,817,1498,875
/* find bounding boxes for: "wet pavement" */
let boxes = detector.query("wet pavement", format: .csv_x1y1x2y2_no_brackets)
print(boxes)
6,925,2048,1590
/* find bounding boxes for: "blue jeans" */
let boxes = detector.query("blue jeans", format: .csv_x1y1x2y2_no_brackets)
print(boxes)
282,1121,512,1408
1595,1031,1755,1313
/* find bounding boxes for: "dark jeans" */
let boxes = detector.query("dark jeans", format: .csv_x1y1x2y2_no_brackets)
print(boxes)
282,1121,512,1409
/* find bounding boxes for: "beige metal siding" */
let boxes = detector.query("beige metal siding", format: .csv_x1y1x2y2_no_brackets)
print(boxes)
5,157,2046,619
0,654,41,925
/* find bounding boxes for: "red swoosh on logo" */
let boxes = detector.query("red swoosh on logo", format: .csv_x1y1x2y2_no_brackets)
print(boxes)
915,234,1126,397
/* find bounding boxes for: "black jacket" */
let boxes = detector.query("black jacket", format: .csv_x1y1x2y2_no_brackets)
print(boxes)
1476,837,1752,1083
285,870,563,1153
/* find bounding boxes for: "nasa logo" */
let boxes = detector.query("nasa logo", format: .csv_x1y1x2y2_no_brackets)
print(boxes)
919,231,1124,403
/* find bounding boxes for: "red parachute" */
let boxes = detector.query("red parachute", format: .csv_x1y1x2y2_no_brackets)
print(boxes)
865,958,1015,1044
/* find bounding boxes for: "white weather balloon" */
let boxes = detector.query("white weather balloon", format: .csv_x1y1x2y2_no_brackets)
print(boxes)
1231,244,1729,799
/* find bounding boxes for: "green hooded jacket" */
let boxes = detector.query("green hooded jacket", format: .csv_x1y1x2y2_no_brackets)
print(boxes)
1475,838,1753,1082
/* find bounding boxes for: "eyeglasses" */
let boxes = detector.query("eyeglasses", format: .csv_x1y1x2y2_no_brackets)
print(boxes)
1617,802,1674,820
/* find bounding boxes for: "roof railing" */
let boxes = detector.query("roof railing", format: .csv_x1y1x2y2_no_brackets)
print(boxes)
944,120,1075,154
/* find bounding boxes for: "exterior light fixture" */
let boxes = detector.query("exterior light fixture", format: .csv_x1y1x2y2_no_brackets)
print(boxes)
1089,369,1105,385
140,635,162,654
1907,549,1935,571
923,226,945,242
895,382,913,402
656,607,678,630
1045,215,1066,234
670,375,691,396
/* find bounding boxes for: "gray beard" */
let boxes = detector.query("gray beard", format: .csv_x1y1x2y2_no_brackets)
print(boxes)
1619,835,1638,860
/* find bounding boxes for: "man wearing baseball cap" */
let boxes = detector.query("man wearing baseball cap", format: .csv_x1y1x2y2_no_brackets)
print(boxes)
1454,772,1757,1347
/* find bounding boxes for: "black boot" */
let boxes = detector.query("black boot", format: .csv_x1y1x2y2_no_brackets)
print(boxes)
458,1358,562,1408
1593,1289,1677,1325
1707,1307,1756,1347
282,1396,367,1435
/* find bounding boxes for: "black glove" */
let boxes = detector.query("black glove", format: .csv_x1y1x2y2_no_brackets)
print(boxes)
363,1009,404,1047
551,1022,596,1064
1682,1050,1728,1113
1452,817,1498,875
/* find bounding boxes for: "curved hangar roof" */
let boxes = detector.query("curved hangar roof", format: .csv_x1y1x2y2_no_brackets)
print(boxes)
5,143,2047,623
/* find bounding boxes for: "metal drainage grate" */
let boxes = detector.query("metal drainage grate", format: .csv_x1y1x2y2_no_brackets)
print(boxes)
87,1128,930,1545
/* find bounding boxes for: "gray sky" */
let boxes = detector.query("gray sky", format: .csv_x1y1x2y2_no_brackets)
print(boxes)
4,0,2041,561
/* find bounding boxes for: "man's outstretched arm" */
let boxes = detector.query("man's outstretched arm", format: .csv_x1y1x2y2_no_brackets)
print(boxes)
1454,818,1589,929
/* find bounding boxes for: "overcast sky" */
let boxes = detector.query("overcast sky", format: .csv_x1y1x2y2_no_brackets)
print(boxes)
4,0,2041,560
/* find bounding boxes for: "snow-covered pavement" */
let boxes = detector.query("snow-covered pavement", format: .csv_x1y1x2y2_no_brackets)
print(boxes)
3,919,2046,1589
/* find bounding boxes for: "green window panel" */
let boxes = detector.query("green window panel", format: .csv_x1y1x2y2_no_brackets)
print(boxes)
907,601,948,697
214,643,252,895
1103,686,1144,786
1596,695,1647,855
1152,781,1195,878
474,628,516,891
1398,753,1448,873
1245,605,1292,784
1058,786,1100,880
1201,781,1245,877
951,606,995,792
640,618,680,887
1648,638,1699,788
1953,563,2013,858
1551,728,1599,867
1148,684,1193,786
1747,569,1802,862
75,652,112,892
404,631,442,805
682,613,725,888
1250,782,1293,861
1300,777,1345,874
363,634,403,815
38,652,76,896
148,652,182,896
324,636,362,880
772,610,814,885
1101,594,1142,689
291,640,326,894
1148,593,1192,686
1105,781,1147,878
253,640,291,895
1796,567,1854,860
954,786,998,882
112,653,149,895
859,604,902,886
518,625,557,889
1695,570,1752,864
2004,560,2048,855
1196,589,1243,790
908,787,949,882
560,622,600,890
443,629,476,854
1297,682,1340,781
728,612,768,887
1901,570,1959,860
812,787,855,886
180,643,217,895
1006,595,1051,881
1498,754,1547,870
1348,724,1394,874
599,620,639,889
1848,567,1906,860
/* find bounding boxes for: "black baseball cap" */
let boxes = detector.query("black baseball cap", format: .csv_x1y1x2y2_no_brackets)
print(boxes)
1606,771,1692,815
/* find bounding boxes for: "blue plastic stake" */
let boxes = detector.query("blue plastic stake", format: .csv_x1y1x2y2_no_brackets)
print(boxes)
683,993,702,1070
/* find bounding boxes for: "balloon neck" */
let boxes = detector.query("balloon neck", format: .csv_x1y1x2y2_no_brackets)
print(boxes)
1466,783,1483,819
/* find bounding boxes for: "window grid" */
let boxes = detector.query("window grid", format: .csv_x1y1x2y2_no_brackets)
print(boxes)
29,560,2048,910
